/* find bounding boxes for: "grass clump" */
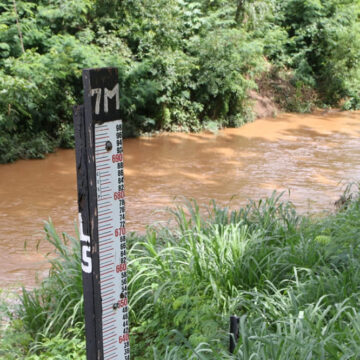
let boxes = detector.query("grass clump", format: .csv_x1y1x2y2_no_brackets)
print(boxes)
129,189,360,358
1,188,360,358
0,222,85,359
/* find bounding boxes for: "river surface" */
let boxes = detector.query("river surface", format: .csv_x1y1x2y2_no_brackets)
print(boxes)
1,111,360,288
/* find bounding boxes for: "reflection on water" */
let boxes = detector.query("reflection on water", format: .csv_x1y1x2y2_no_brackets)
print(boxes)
1,110,360,287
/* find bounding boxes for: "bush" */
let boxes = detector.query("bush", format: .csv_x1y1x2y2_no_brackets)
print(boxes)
191,29,264,125
275,0,360,107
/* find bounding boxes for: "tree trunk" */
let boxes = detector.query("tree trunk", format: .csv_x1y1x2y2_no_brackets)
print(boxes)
235,0,246,24
12,0,25,54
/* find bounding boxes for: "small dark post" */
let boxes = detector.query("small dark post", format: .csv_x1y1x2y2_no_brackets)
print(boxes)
229,315,240,354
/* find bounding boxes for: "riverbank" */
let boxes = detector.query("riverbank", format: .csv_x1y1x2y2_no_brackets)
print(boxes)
2,0,360,164
1,188,360,359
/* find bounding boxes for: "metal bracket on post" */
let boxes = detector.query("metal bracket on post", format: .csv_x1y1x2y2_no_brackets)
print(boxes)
74,67,130,360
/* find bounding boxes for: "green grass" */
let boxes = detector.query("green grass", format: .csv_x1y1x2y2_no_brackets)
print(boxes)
0,222,85,359
1,187,360,359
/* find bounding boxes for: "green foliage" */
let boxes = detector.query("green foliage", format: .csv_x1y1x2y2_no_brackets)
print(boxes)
1,0,360,162
0,323,85,360
191,28,264,124
129,190,360,358
26,326,86,360
274,0,360,106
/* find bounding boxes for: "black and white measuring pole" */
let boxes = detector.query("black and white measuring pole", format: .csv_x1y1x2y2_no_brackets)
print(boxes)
74,67,130,360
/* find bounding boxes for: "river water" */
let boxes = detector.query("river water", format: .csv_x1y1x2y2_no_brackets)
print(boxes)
1,111,360,288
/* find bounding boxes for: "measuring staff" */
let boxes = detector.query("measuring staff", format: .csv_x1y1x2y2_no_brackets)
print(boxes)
74,67,130,360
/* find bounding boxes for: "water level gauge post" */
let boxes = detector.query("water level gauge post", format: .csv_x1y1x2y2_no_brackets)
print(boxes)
74,67,130,360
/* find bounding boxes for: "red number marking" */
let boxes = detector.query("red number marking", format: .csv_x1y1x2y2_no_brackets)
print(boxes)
115,228,126,237
116,263,127,273
117,298,128,309
114,191,125,200
119,333,129,344
112,154,123,163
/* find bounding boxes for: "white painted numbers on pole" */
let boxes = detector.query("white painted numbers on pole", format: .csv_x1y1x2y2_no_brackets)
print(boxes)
79,213,92,274
91,84,120,115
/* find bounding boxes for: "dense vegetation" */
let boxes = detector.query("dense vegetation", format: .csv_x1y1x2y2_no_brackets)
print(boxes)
1,188,360,358
0,0,360,162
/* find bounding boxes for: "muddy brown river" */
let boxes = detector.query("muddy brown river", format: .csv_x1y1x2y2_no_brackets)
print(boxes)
1,111,360,288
